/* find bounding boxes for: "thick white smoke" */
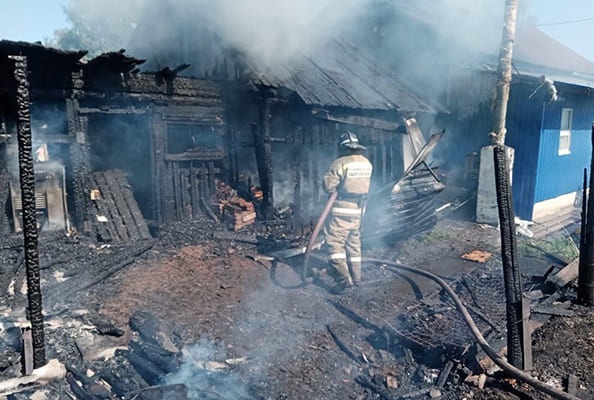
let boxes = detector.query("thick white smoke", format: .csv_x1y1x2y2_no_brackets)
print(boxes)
58,0,521,79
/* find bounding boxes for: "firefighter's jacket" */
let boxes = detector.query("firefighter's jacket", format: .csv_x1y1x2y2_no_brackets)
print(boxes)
323,153,373,209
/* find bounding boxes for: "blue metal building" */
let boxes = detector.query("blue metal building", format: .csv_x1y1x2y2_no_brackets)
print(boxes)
504,29,594,220
507,80,594,220
444,26,594,222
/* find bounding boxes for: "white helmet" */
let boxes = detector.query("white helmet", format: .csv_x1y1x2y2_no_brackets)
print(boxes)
339,130,366,151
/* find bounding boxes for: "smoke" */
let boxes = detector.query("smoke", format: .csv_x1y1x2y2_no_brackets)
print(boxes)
61,0,368,76
164,339,253,399
61,0,511,99
52,0,526,191
59,0,516,82
163,278,328,398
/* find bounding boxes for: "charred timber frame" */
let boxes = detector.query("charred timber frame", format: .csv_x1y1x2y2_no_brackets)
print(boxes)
152,110,175,224
0,144,10,236
81,73,225,225
67,71,93,235
10,55,46,368
254,87,275,220
152,104,225,224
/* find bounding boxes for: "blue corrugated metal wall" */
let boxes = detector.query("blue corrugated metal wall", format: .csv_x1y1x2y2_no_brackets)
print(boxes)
506,83,542,220
534,87,594,204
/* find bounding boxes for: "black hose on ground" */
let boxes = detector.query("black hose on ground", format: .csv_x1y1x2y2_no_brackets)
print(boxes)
302,191,337,284
299,190,580,399
362,257,582,400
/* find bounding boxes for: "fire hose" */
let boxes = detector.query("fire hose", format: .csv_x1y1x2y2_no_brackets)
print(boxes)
363,258,582,400
301,196,582,400
301,191,337,284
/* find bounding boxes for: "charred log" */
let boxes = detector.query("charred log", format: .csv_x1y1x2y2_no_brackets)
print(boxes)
66,373,96,400
126,384,189,400
493,145,524,368
11,54,46,368
129,310,162,343
100,367,148,398
117,348,167,386
85,313,125,337
66,365,112,399
128,339,181,374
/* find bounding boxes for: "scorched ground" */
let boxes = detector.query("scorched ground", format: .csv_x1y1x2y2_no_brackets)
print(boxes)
0,212,593,400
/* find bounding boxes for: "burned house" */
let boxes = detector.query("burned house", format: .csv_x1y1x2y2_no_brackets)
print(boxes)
0,40,225,241
0,37,447,244
223,37,447,241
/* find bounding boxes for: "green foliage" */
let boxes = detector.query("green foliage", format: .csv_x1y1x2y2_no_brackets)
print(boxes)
522,232,580,264
45,0,138,57
421,227,454,243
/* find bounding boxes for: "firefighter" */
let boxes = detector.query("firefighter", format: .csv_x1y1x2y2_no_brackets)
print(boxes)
322,130,373,294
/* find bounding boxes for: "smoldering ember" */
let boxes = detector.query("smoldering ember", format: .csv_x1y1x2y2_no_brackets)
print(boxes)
1,1,594,400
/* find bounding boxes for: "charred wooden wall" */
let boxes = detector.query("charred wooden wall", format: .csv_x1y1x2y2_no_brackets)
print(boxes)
225,87,407,225
81,72,226,227
1,41,419,238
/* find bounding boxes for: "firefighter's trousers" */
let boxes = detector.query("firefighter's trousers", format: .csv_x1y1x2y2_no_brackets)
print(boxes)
324,202,363,285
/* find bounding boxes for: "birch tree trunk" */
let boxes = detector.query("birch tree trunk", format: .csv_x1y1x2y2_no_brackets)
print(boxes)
492,0,517,145
492,0,526,369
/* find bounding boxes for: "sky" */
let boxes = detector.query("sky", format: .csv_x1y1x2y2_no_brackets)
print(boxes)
0,0,593,63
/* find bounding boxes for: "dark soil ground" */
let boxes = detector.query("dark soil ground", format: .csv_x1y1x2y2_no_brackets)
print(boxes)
0,204,593,400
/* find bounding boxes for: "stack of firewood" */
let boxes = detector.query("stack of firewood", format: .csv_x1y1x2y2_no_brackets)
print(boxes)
213,180,257,231
222,197,257,231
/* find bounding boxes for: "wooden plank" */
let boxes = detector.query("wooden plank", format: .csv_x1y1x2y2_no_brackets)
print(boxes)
521,295,533,371
46,188,66,230
95,172,129,241
546,258,579,288
163,162,176,224
567,374,579,396
103,170,142,242
180,168,191,219
112,170,152,240
89,174,114,242
172,162,181,220
190,168,201,219
22,327,34,375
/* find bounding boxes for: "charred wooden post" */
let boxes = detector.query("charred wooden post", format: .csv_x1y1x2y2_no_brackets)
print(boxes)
10,55,46,368
163,162,177,223
254,88,275,220
0,134,9,235
293,147,302,225
67,70,93,234
312,123,321,205
493,145,524,368
229,128,239,186
69,112,92,231
152,113,166,223
578,125,594,305
0,167,10,237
